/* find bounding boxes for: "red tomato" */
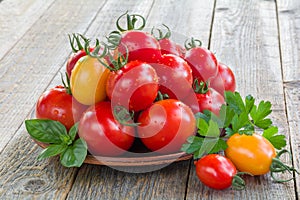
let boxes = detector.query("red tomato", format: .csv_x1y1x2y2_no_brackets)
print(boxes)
159,38,181,56
183,83,225,115
78,101,135,156
195,154,238,190
106,60,159,112
137,99,196,154
36,86,87,130
184,47,218,81
118,30,162,63
152,54,193,100
210,63,236,96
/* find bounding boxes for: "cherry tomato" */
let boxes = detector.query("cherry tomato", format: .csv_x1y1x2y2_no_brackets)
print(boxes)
118,30,162,63
195,154,238,190
183,82,225,115
36,86,87,130
210,63,236,96
225,133,276,175
78,101,135,156
70,55,110,105
184,47,218,81
159,38,181,56
137,99,196,154
106,60,159,112
66,47,94,77
152,54,193,100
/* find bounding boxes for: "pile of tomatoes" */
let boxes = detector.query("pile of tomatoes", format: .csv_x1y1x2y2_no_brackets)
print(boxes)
36,13,235,157
31,12,296,190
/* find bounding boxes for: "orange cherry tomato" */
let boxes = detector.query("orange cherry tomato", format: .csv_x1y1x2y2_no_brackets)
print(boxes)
225,133,276,175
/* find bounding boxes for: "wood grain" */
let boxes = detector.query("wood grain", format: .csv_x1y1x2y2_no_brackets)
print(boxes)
66,161,191,200
146,0,215,47
284,82,300,197
277,0,300,82
277,0,300,196
0,0,55,61
0,127,78,199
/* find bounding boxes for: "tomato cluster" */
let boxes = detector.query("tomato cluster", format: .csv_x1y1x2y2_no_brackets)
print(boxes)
35,12,235,157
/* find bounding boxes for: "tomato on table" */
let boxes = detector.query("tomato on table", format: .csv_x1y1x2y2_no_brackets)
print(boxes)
137,99,196,154
184,38,218,82
106,60,159,112
195,154,245,190
210,62,236,96
183,81,225,115
151,54,193,100
225,133,276,175
78,101,135,156
70,55,110,105
35,85,87,130
117,30,162,63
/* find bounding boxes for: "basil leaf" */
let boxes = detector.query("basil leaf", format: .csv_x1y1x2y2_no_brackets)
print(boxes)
25,119,69,144
60,138,87,167
69,123,79,141
37,144,68,160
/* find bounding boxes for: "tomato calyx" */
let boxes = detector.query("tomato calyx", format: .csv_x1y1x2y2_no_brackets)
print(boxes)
193,79,209,94
155,91,169,102
83,36,129,71
184,37,202,50
113,105,139,127
270,149,299,183
116,11,146,32
151,24,171,40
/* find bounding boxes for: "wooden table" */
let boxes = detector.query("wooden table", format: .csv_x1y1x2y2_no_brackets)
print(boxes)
0,0,299,199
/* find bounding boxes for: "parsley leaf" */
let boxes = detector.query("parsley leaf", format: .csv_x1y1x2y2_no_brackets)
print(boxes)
181,119,227,159
250,100,272,129
262,126,286,150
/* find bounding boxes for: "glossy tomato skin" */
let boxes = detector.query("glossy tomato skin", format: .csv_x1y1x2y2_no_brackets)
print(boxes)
70,55,110,105
36,86,87,130
210,63,236,96
195,154,237,190
151,54,193,100
118,30,162,63
106,60,159,112
159,38,180,56
183,87,225,115
184,47,218,81
78,101,135,156
225,133,276,175
137,99,196,154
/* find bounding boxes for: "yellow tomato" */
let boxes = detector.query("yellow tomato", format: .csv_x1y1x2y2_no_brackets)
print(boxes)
225,133,276,175
70,55,110,105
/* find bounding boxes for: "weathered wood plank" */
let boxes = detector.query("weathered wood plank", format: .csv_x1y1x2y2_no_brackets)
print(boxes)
0,0,55,61
277,0,300,82
284,82,300,198
278,0,300,197
0,0,106,153
66,161,190,200
186,0,296,199
0,127,78,200
145,0,215,47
